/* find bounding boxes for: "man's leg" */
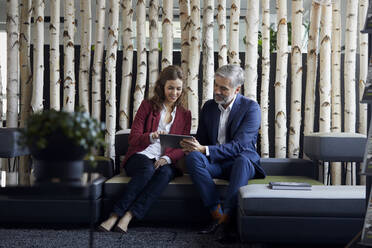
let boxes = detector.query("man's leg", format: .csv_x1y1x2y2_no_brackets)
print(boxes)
223,155,256,215
112,154,156,216
185,151,223,209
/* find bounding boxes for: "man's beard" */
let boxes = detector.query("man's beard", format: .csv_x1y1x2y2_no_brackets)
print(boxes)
214,93,234,105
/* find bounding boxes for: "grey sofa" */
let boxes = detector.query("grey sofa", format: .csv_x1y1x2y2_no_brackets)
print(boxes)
102,130,321,223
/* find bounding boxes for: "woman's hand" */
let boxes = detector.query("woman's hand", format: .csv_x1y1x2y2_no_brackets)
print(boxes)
151,131,165,140
154,158,167,169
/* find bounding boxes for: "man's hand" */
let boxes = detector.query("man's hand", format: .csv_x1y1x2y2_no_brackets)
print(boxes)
180,137,206,154
154,158,167,169
151,131,165,140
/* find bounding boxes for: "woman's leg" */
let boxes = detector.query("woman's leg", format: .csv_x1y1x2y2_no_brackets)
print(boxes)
120,164,176,223
99,154,155,231
112,154,156,217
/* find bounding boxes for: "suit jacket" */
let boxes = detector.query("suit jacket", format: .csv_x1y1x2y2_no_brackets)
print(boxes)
122,100,192,167
196,93,265,178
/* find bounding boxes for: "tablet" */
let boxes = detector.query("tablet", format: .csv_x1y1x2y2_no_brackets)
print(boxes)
159,134,194,149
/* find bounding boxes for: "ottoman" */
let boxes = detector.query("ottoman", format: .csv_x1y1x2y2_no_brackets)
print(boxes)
238,184,365,244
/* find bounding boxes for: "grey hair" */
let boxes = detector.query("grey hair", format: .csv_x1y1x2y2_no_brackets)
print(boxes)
215,64,244,88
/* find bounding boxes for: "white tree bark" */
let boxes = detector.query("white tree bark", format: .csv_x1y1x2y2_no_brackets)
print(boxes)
148,0,159,98
202,0,214,105
105,0,119,160
63,0,76,112
188,0,200,130
79,0,92,113
133,0,147,118
31,0,44,113
319,2,332,185
260,0,270,158
50,0,60,111
179,0,190,83
359,0,368,185
19,0,33,186
162,0,173,69
20,0,32,124
6,0,19,127
344,0,358,185
331,0,342,185
119,0,133,129
228,0,240,65
244,0,259,101
274,0,288,158
92,0,105,121
0,57,2,126
217,0,227,67
288,0,303,158
304,1,321,136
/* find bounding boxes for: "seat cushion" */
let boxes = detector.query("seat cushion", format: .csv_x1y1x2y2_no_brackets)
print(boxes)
239,184,365,218
248,175,323,185
304,132,366,162
103,174,228,199
0,128,29,157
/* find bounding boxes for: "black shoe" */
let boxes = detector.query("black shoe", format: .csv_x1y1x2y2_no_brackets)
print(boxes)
198,219,221,234
216,225,239,244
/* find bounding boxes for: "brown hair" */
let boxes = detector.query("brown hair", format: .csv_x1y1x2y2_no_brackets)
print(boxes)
149,65,186,111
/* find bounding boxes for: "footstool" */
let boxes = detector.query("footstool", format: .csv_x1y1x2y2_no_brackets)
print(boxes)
238,184,365,244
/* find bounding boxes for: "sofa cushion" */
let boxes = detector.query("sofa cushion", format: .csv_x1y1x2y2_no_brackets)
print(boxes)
239,184,365,218
248,175,323,185
104,174,228,199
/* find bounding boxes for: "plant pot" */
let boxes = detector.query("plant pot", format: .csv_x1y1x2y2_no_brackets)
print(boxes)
33,160,84,184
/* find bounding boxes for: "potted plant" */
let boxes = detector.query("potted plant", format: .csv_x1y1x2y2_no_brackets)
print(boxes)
20,109,105,184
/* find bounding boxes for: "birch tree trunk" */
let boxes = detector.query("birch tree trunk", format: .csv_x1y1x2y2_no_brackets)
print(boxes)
79,0,92,113
31,0,44,113
105,0,119,160
63,0,76,112
162,0,173,69
92,0,105,121
20,0,32,124
274,0,288,158
359,0,368,185
179,0,190,84
202,0,214,105
19,0,32,186
6,0,19,127
330,0,342,185
304,1,321,136
133,0,147,118
217,0,227,67
319,2,332,185
148,0,159,98
50,0,60,110
228,0,240,65
344,0,358,185
188,0,200,130
0,59,2,126
244,0,259,101
288,0,303,158
119,0,133,129
260,0,270,158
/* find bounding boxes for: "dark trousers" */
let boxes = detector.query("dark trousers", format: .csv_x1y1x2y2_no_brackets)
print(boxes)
185,151,256,213
112,154,176,219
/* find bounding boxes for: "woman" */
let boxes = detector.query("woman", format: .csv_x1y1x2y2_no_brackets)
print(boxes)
99,65,191,233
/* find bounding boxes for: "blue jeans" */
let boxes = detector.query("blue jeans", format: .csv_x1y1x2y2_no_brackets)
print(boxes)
112,154,176,219
185,151,256,213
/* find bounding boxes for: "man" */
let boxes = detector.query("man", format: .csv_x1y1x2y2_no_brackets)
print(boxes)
180,64,265,242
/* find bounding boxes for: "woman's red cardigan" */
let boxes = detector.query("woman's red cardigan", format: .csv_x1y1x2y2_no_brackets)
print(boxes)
122,100,192,167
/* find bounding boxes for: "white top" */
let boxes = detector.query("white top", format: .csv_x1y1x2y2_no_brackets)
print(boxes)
138,105,177,164
206,95,237,156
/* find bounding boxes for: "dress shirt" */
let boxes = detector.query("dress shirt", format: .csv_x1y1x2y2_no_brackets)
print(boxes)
138,105,176,164
206,95,237,156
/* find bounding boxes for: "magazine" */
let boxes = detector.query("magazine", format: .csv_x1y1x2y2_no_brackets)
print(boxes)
269,182,312,190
